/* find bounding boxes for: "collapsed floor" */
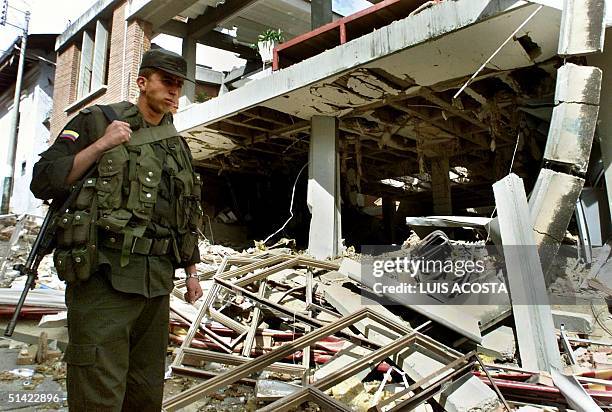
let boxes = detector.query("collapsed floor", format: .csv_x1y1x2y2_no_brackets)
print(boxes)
193,55,611,250
0,212,611,411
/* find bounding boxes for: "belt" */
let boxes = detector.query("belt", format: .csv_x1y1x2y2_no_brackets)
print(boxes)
99,232,172,256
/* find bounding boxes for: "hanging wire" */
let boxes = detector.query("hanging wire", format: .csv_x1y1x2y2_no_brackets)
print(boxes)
261,162,308,245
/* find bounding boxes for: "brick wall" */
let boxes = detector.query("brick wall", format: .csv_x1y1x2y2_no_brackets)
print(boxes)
125,18,152,103
104,1,128,103
49,44,79,138
49,0,153,139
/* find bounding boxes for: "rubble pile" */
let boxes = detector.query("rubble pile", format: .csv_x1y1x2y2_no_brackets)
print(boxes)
0,212,611,411
0,214,57,289
160,231,612,411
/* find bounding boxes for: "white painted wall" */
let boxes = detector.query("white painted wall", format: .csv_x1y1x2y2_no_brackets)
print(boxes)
0,61,54,215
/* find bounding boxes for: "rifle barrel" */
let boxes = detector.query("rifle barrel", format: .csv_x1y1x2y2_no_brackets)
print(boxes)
4,272,36,337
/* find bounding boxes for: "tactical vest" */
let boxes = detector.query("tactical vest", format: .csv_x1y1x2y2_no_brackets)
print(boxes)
53,103,203,283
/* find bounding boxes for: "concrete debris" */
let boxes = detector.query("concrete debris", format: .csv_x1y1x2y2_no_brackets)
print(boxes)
551,368,604,412
255,378,301,401
1,2,611,410
3,213,610,411
551,310,594,334
480,326,516,361
493,173,561,372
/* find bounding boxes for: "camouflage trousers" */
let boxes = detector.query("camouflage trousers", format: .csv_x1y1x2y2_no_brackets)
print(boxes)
64,271,169,411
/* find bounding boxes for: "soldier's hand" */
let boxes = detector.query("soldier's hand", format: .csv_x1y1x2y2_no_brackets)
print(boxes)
98,121,132,151
184,277,203,304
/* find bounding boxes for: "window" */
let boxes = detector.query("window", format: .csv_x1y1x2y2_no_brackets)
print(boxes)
77,20,110,99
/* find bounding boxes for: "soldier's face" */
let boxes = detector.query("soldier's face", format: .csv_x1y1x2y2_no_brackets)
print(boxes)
139,71,184,114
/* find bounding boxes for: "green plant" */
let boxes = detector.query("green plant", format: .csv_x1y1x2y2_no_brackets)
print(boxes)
195,90,210,103
257,28,283,43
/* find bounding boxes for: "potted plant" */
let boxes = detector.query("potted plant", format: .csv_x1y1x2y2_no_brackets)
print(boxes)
256,29,283,64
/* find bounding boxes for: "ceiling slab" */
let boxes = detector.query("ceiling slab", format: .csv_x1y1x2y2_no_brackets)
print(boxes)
175,0,561,161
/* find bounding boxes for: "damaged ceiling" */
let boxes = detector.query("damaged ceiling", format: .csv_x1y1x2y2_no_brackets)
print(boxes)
177,1,563,204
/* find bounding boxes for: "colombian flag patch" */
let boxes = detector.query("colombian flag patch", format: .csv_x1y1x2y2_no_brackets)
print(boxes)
59,130,79,142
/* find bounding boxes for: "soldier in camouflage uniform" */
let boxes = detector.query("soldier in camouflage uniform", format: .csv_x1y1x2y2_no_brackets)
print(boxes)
30,48,204,411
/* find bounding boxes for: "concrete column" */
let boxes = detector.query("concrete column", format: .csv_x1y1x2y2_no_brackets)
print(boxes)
382,196,395,243
307,116,342,259
180,36,197,107
311,0,333,30
588,28,612,221
431,156,452,215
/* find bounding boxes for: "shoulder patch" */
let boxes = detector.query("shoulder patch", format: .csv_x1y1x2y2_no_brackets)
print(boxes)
59,129,79,142
80,108,91,114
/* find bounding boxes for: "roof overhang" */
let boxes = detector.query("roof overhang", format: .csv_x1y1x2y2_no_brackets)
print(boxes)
174,0,561,161
1,34,57,92
55,0,119,52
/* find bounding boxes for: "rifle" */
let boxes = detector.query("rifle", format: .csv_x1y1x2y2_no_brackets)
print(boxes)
5,104,118,337
4,166,97,337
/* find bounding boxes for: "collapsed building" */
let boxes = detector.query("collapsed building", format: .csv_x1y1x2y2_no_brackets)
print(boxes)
0,0,611,411
44,0,611,257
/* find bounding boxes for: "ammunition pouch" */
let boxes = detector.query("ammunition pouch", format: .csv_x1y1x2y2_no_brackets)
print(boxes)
53,249,75,283
74,178,97,210
53,244,97,283
53,173,99,284
96,145,129,212
126,144,162,222
56,213,73,248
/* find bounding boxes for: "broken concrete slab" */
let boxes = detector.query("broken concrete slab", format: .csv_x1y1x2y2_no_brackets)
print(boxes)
0,318,68,351
552,309,594,334
479,326,516,361
493,173,561,372
488,169,585,273
322,281,411,344
559,0,606,56
554,63,603,105
397,350,501,412
543,102,599,173
38,311,67,329
338,257,482,342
